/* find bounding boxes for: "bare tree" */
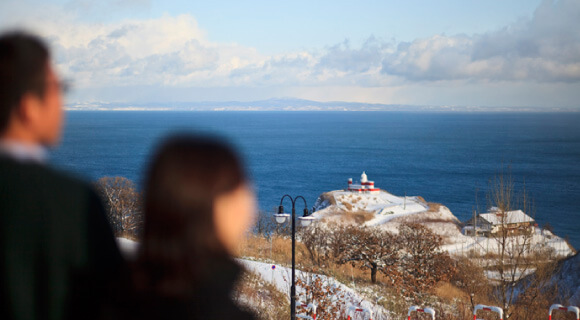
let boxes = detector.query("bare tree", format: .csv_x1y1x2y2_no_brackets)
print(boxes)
479,168,564,319
486,170,535,318
335,225,401,284
397,223,456,298
95,176,142,239
512,260,560,320
296,273,349,319
451,256,491,310
253,210,277,237
298,223,335,268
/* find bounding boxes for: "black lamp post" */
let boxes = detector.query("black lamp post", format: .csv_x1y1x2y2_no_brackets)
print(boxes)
273,194,315,320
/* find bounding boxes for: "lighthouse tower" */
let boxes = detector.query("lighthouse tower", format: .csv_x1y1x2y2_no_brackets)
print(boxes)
347,171,380,194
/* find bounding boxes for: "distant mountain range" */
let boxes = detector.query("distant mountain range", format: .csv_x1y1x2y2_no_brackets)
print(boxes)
65,98,579,112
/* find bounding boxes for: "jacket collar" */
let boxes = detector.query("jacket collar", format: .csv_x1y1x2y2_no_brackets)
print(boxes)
0,139,48,163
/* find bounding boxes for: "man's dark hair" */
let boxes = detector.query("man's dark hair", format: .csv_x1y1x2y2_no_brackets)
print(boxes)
0,31,50,134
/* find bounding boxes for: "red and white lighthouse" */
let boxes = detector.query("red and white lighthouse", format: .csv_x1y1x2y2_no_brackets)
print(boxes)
347,172,380,194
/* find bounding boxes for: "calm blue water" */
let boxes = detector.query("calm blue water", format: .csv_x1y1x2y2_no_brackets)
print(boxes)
51,111,580,249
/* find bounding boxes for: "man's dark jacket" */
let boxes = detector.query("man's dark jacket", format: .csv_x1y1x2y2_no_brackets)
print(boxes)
0,156,123,320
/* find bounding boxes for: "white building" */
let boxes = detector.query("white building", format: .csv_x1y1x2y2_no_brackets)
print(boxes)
347,172,380,194
463,208,536,236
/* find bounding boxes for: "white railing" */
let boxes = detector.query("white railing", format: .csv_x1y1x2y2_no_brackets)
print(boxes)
408,305,435,319
549,304,579,320
473,304,503,320
346,305,373,320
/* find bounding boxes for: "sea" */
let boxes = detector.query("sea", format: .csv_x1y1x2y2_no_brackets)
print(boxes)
51,111,580,250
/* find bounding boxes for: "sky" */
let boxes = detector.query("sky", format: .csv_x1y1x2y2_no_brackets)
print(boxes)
0,0,579,108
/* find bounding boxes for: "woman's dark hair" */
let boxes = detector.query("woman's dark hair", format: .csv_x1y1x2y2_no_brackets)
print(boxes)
0,31,50,133
135,134,247,297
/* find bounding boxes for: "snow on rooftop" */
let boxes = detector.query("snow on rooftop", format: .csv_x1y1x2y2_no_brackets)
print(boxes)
479,209,534,225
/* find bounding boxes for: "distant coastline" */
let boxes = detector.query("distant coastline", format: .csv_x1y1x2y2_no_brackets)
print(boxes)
65,98,580,113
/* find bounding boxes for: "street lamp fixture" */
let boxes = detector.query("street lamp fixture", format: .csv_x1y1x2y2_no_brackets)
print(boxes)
274,212,291,224
273,194,316,320
298,215,315,227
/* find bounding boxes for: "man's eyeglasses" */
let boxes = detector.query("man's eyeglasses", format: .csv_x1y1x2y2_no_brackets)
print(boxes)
47,79,71,95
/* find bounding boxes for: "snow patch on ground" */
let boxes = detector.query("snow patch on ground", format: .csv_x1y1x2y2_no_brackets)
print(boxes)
239,259,390,319
441,228,573,257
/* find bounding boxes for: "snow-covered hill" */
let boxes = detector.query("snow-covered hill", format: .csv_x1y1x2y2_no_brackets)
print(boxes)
311,188,574,258
313,189,428,224
313,189,466,241
240,260,390,319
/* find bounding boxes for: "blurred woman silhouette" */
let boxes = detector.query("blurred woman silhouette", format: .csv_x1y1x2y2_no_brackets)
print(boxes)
116,134,256,319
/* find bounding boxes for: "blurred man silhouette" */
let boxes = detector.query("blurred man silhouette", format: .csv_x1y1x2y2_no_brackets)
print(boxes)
0,31,122,320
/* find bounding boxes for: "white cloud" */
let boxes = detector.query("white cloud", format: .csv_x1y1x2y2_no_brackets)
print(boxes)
0,10,265,87
0,0,578,106
315,37,386,73
381,0,580,83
